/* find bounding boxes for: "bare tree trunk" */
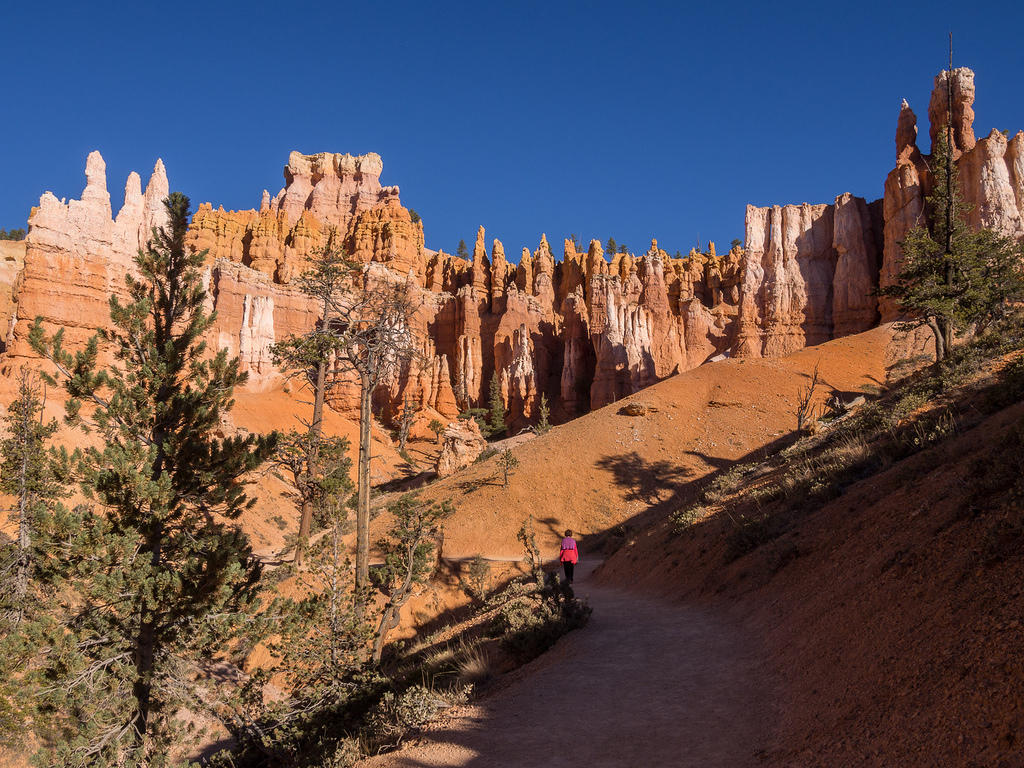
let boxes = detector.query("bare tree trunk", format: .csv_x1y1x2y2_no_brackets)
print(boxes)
14,372,33,624
295,360,327,568
927,317,947,363
372,604,400,664
372,538,418,664
356,370,373,598
132,519,163,758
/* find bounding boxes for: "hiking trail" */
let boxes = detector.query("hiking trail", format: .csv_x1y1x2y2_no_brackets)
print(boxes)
360,561,774,767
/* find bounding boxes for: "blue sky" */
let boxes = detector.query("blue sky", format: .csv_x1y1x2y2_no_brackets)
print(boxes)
2,0,1022,258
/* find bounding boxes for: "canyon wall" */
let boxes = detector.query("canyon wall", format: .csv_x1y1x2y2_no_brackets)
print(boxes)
3,68,1021,431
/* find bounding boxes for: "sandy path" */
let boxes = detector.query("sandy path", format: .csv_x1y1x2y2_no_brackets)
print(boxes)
361,562,774,768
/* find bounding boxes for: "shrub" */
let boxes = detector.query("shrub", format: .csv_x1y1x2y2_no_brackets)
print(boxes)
456,645,493,687
366,685,444,747
497,449,519,487
724,512,779,561
535,393,552,434
490,574,591,663
474,447,498,463
461,554,491,602
671,504,707,532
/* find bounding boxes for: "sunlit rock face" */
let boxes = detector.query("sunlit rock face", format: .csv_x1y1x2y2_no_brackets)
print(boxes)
880,67,1024,320
5,67,1021,427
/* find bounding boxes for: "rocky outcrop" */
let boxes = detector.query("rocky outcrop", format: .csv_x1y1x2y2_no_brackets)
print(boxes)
880,67,1024,319
928,68,976,156
185,151,410,285
6,152,169,363
0,240,25,353
5,67,1021,432
832,194,882,337
435,418,487,477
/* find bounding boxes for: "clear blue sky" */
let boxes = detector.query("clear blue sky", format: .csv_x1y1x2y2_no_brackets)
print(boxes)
2,0,1022,258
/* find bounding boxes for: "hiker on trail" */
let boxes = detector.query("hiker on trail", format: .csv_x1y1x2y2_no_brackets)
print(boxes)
559,529,578,584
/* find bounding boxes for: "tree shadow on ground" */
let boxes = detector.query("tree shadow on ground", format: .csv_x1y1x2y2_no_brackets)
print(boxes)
595,452,695,507
453,475,502,494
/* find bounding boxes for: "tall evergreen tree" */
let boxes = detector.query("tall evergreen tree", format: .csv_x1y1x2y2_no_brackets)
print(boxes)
0,369,71,748
271,245,418,599
487,371,506,437
26,192,276,765
224,439,371,765
880,132,1024,362
456,239,469,260
270,238,351,567
0,368,68,628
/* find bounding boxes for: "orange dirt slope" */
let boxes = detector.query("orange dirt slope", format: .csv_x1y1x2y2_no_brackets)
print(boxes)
406,325,894,562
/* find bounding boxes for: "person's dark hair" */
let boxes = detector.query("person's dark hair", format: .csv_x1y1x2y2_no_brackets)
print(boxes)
564,529,573,537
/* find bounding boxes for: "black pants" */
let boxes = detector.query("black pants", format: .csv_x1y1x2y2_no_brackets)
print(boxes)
562,561,575,584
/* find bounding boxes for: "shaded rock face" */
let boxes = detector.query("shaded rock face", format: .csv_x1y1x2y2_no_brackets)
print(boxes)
734,197,883,359
5,67,1022,430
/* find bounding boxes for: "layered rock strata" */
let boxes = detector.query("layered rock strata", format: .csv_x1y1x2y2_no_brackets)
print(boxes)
5,68,1022,433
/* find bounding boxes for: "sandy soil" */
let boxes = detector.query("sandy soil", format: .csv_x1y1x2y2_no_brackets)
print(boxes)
360,561,774,768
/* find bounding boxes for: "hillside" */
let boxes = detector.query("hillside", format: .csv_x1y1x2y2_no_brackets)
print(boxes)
393,324,897,561
361,323,1024,767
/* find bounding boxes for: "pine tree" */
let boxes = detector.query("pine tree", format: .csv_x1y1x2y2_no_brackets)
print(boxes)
26,192,277,765
535,393,551,435
880,132,1024,362
0,370,71,747
273,241,418,597
371,494,453,663
396,392,420,454
0,369,69,628
605,237,617,256
497,449,519,488
225,440,371,764
271,238,352,567
487,371,506,437
456,239,469,260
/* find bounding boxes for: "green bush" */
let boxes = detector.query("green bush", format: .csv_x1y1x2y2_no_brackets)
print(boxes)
489,574,591,663
474,447,498,463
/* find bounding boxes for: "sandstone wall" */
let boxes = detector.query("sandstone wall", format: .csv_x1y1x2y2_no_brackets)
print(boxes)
4,66,1021,432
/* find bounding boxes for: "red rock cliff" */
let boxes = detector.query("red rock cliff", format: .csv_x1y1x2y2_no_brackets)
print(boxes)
4,68,1021,432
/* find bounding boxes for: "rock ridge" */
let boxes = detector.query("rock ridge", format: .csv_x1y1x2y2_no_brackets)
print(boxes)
4,67,1022,433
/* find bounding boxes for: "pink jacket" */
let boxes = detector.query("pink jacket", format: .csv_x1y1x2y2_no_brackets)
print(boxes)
559,537,578,564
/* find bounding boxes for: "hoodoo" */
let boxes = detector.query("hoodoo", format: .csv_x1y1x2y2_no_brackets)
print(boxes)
3,68,1022,432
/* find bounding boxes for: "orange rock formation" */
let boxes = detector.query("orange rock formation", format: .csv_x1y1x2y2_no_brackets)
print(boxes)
3,69,1021,433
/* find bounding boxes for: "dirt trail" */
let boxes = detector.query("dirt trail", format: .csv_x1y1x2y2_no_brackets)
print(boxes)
361,561,774,768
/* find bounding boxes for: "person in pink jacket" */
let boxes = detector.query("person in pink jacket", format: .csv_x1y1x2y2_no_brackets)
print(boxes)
559,529,578,584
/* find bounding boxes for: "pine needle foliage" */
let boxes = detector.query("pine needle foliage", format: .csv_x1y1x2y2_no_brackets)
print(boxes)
535,393,551,434
223,444,378,766
0,370,72,746
371,494,453,663
270,240,352,567
25,192,277,765
0,369,70,628
486,372,506,437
